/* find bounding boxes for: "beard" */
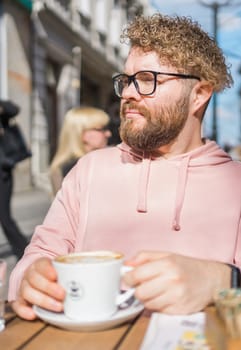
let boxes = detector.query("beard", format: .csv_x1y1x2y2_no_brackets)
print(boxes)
119,95,190,152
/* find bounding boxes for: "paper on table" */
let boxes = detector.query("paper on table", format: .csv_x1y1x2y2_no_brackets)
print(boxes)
140,312,210,350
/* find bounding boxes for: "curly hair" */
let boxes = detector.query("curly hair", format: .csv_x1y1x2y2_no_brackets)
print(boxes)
121,13,233,92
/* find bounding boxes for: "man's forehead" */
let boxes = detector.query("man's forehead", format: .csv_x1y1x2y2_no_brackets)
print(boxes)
124,48,175,73
127,46,158,59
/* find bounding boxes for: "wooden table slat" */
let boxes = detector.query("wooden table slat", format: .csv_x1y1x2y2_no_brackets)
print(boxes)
118,311,150,350
22,323,131,350
0,317,46,350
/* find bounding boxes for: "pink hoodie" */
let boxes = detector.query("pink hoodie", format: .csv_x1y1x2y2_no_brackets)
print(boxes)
8,140,241,301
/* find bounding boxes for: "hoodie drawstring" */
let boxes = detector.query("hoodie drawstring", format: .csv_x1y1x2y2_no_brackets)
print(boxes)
137,157,151,212
172,155,191,231
136,153,191,230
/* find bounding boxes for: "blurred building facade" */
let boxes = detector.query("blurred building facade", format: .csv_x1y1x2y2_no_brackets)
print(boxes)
0,0,154,192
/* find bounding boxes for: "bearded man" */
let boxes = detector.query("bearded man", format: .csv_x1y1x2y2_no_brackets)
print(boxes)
9,14,241,320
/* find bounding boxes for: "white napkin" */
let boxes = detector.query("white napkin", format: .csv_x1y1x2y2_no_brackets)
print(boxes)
140,312,209,350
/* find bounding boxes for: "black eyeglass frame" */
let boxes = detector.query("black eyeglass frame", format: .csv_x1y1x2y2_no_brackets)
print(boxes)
112,70,201,98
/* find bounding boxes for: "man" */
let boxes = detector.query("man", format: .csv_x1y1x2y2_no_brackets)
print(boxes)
9,14,241,320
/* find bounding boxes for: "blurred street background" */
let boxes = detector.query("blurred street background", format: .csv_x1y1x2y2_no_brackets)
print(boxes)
0,187,51,296
1,0,241,296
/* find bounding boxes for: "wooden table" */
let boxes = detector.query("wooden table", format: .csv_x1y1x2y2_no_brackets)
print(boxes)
2,304,241,350
0,303,151,350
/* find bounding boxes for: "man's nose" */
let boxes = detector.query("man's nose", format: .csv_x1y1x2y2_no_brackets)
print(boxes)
121,81,141,100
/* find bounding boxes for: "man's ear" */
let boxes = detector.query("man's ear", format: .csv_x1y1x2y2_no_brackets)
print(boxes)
190,81,213,117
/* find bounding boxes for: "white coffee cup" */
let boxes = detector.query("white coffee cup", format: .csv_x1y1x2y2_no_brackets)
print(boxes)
53,250,135,321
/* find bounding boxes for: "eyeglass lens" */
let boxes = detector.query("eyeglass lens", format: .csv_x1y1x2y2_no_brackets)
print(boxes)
114,71,156,97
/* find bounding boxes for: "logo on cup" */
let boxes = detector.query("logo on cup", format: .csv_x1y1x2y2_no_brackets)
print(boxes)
67,281,84,300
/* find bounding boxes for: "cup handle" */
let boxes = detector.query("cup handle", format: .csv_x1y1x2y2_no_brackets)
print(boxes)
116,265,135,306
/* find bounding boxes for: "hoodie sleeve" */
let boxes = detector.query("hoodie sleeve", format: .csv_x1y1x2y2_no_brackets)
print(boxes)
8,161,81,301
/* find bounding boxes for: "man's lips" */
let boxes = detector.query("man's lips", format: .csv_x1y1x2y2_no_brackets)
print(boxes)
124,109,144,119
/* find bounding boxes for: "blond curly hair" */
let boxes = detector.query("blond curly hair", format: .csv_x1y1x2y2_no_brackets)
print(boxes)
121,14,233,92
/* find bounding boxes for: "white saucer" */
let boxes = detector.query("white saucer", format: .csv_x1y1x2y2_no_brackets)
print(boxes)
33,299,144,332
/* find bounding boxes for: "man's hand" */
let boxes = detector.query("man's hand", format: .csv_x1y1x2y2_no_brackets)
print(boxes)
11,258,65,320
123,251,231,314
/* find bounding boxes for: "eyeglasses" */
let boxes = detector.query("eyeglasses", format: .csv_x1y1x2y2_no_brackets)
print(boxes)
112,70,200,98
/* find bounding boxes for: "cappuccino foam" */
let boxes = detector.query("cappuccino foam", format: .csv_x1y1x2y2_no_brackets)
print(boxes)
55,252,122,264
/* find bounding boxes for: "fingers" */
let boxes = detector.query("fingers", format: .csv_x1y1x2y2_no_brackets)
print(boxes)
20,279,64,312
135,274,186,312
123,252,194,313
126,250,171,266
25,259,65,300
11,300,37,320
19,258,65,313
124,255,171,287
34,258,58,281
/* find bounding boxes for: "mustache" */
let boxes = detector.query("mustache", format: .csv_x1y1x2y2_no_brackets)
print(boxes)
121,102,149,118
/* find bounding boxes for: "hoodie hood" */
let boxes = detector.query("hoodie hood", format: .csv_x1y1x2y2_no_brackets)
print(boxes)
117,140,232,231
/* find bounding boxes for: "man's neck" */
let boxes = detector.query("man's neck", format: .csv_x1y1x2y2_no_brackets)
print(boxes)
157,118,204,158
157,137,205,159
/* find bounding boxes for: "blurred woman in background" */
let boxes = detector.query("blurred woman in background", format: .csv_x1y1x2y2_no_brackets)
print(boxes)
50,106,111,195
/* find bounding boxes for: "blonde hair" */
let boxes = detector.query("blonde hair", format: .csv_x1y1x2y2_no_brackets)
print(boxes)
121,14,233,92
50,106,109,172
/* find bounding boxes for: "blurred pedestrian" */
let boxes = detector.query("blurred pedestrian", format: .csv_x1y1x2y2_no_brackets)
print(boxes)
0,99,31,259
49,106,111,195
